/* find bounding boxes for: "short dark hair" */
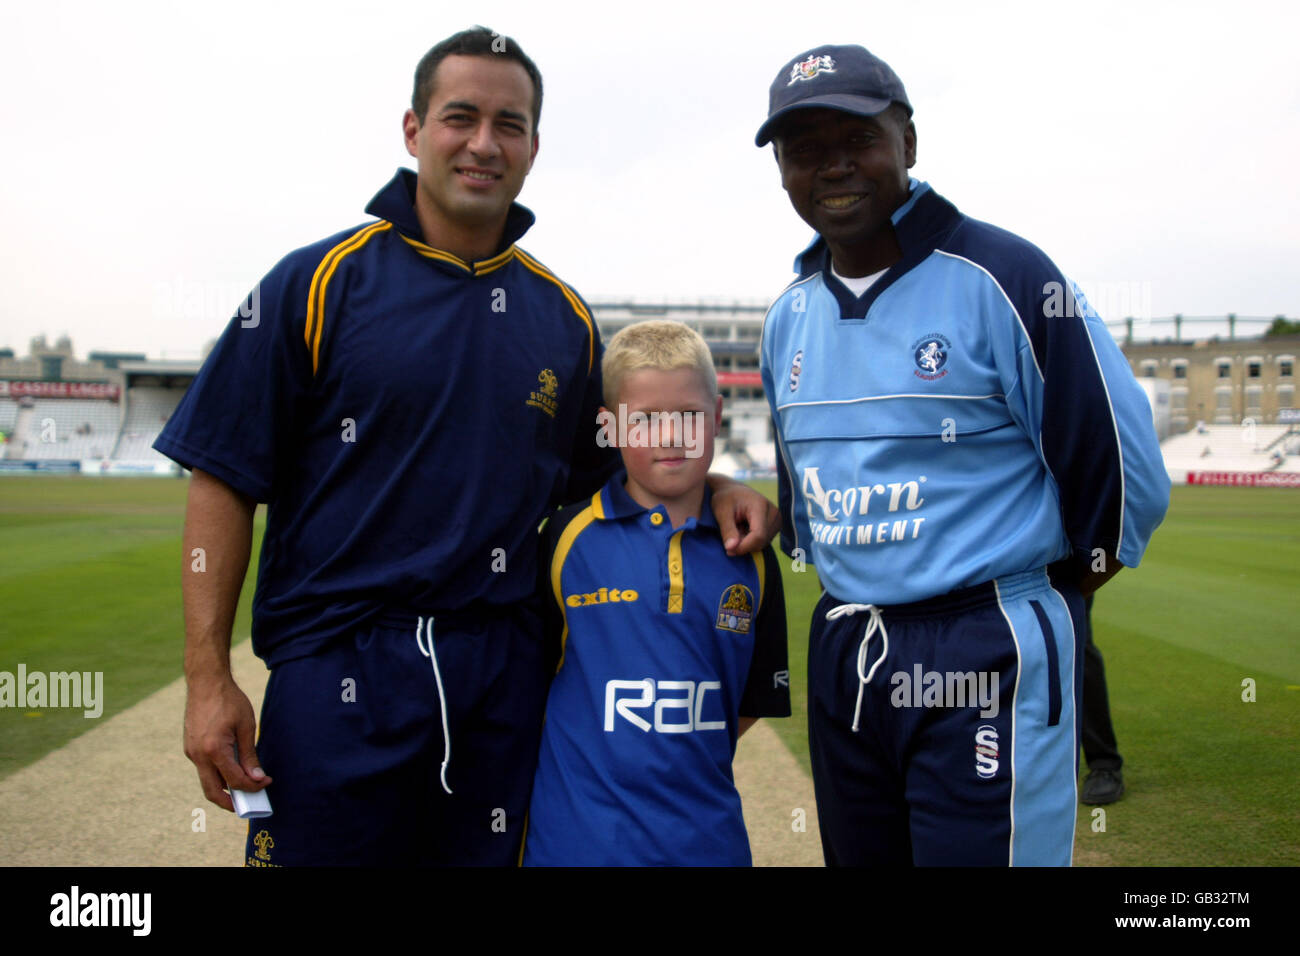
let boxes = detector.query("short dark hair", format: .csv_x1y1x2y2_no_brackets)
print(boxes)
411,26,543,132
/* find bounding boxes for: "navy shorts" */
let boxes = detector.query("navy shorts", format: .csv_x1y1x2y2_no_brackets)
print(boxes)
807,568,1085,866
243,601,552,866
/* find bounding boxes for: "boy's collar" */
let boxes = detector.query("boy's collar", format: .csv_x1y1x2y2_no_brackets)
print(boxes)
596,469,717,529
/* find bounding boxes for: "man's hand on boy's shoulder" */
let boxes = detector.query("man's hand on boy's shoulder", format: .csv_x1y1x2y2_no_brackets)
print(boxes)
707,475,781,556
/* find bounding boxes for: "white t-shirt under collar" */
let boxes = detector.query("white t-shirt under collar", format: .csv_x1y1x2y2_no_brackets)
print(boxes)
831,262,888,298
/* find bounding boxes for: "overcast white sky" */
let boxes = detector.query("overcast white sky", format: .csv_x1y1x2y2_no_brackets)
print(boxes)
1,0,1297,358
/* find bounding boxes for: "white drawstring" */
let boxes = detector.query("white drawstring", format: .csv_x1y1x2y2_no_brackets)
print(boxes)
416,616,453,794
825,603,889,732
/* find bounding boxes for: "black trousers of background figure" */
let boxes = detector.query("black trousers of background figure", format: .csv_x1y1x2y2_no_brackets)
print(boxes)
1081,596,1123,771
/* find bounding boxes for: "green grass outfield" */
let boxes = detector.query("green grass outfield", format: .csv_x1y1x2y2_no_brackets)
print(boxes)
0,476,264,781
1,476,1296,864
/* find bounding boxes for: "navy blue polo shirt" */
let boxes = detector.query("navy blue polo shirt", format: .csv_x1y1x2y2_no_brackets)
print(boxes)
155,169,618,664
523,473,790,866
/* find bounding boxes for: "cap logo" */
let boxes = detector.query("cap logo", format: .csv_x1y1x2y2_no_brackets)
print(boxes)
788,54,835,85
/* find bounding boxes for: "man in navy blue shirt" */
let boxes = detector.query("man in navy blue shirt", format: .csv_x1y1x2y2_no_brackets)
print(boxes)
161,26,776,866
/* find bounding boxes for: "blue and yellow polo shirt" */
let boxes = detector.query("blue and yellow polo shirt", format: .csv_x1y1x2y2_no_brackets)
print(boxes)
523,473,790,866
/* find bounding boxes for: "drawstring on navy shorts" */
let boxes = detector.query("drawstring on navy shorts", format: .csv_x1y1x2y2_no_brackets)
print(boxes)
415,616,453,795
825,603,890,732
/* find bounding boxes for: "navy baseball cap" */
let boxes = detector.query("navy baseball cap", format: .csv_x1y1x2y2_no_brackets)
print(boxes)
755,44,911,146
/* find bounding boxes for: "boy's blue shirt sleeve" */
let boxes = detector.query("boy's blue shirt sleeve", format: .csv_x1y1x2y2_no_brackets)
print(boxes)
536,500,590,675
739,543,791,719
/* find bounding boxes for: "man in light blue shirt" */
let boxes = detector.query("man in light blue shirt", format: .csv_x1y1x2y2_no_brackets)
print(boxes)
755,44,1170,866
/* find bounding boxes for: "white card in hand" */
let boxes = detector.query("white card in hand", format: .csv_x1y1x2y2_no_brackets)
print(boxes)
231,788,273,819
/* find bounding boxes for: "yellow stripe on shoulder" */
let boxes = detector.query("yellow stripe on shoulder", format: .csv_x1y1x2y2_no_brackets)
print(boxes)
474,245,516,275
395,235,515,275
550,504,599,672
513,248,595,374
304,221,392,375
397,233,470,271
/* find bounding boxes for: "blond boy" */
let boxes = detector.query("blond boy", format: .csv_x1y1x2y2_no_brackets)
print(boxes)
522,320,790,866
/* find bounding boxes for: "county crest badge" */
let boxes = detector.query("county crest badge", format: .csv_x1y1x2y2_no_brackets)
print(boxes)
526,368,560,418
246,828,280,867
716,584,755,634
912,333,952,381
789,54,835,85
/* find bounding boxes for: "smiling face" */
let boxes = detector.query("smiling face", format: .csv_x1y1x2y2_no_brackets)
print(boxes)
608,367,723,528
774,106,916,276
402,54,539,259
